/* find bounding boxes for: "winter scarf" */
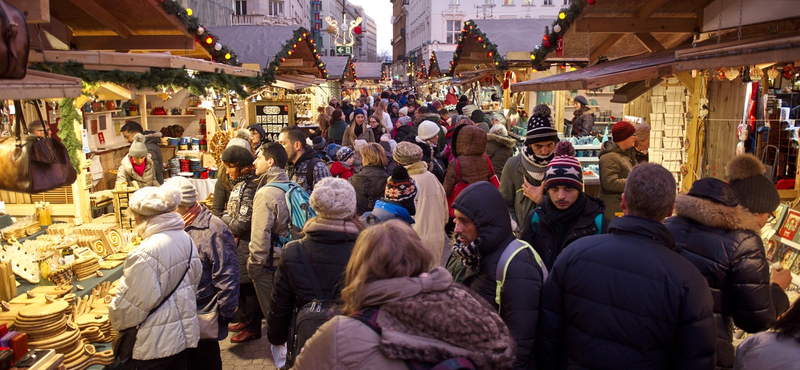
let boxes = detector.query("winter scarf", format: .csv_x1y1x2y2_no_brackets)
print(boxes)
230,172,254,186
180,202,203,227
303,216,364,236
131,157,146,177
521,151,553,181
541,193,587,249
451,238,482,271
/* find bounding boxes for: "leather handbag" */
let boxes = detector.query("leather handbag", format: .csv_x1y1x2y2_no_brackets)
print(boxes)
197,293,219,340
0,1,28,79
0,100,77,193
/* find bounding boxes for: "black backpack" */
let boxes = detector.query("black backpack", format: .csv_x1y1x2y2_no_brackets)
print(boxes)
286,240,338,367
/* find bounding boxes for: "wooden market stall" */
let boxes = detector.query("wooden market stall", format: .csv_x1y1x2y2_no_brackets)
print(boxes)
354,62,389,97
323,55,357,103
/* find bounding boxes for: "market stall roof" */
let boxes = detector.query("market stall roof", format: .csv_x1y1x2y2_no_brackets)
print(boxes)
674,34,800,71
28,50,260,77
210,25,327,78
354,62,383,80
321,56,356,82
529,0,717,67
0,70,82,100
273,74,328,90
450,67,496,86
449,18,551,75
511,48,677,92
429,51,453,78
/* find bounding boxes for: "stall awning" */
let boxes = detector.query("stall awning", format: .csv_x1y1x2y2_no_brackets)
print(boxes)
674,35,800,71
29,50,260,77
511,49,677,92
450,67,495,86
273,74,326,90
0,70,82,100
354,62,383,80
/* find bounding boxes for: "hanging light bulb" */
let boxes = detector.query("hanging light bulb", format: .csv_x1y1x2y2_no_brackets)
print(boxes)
214,43,222,51
559,12,566,19
225,53,231,60
554,24,562,33
186,8,193,16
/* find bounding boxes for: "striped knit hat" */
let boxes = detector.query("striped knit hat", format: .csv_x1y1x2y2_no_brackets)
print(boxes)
544,141,583,191
524,115,559,146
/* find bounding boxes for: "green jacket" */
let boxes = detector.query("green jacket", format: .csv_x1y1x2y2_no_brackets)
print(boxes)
598,142,637,219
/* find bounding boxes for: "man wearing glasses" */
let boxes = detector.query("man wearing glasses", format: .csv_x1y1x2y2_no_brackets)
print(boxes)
28,120,51,138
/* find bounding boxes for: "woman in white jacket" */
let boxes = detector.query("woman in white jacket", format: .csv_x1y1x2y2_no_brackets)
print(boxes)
109,185,202,369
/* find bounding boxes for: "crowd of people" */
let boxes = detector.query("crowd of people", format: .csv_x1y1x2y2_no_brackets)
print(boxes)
105,89,799,370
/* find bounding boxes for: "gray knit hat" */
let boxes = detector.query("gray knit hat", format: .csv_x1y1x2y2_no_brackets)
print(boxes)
726,154,780,213
128,133,148,158
163,177,198,207
309,177,356,219
393,141,423,166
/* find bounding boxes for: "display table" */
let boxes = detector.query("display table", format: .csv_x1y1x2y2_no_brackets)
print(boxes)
185,178,216,201
16,264,124,299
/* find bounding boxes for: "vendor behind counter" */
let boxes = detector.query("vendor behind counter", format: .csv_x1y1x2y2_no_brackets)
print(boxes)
116,134,160,188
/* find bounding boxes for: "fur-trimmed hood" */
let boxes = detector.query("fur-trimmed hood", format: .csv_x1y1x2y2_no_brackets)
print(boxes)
674,194,762,234
487,133,516,148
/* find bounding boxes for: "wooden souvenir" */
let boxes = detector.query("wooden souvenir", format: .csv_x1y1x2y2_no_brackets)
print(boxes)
104,253,127,261
0,262,16,302
99,260,123,270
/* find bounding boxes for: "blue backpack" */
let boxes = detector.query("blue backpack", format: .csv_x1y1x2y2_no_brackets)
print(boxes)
264,182,316,265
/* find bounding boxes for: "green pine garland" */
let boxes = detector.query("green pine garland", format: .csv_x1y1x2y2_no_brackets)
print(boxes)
158,0,241,66
530,0,587,70
58,98,83,172
30,61,268,98
265,28,328,81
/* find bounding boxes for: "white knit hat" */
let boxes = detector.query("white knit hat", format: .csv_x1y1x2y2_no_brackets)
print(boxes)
353,139,368,153
129,185,182,217
309,177,356,219
417,120,439,140
226,129,251,151
163,177,197,207
398,106,409,116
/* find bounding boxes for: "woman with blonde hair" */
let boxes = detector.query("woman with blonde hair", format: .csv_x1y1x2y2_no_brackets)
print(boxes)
349,143,389,214
292,220,516,370
374,100,393,136
342,108,375,148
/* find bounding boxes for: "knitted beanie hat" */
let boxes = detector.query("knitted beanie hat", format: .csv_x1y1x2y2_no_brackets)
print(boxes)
337,146,354,162
573,95,588,106
399,106,409,116
221,145,254,167
524,115,559,145
128,133,148,158
726,154,780,213
353,108,366,118
312,136,327,151
354,139,368,153
226,129,252,151
471,109,486,124
163,177,198,207
129,185,182,217
544,141,583,191
309,177,356,219
385,166,418,215
393,141,423,165
417,120,440,140
326,143,341,161
611,121,636,142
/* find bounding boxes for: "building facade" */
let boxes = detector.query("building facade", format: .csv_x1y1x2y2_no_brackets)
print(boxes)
315,0,378,61
228,0,311,27
177,0,234,27
390,0,408,84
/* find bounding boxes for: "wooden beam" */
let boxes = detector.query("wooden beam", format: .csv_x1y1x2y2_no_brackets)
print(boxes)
64,0,132,39
637,0,670,20
672,71,695,91
5,0,48,23
590,34,623,65
72,35,194,51
143,0,193,39
610,79,662,103
634,33,665,52
573,17,698,33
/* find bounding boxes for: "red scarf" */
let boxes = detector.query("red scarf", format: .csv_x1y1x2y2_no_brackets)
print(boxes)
181,203,203,227
131,157,146,177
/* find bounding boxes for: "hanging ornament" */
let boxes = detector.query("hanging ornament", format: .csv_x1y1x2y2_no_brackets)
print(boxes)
783,63,797,79
588,0,595,4
554,24,562,33
214,43,222,51
354,26,362,35
197,27,205,35
726,67,739,81
327,25,336,34
716,68,726,81
544,40,551,48
767,66,779,81
750,66,764,79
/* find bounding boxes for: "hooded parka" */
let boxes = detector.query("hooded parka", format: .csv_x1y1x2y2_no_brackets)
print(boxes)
443,125,493,198
485,132,516,180
598,141,636,219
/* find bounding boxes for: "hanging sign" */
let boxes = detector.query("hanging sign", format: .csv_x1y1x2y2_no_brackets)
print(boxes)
555,36,564,57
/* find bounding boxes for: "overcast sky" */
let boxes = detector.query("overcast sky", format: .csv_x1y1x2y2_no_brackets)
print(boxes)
348,0,392,55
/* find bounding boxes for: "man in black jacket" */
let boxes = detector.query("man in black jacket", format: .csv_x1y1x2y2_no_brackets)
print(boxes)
278,126,331,193
520,141,608,270
665,156,791,370
537,163,716,370
446,181,545,370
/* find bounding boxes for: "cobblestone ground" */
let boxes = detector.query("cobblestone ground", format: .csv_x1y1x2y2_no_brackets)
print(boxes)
219,322,277,370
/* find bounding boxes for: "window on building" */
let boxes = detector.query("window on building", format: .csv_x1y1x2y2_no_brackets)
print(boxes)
563,0,568,4
235,0,247,15
449,0,460,4
504,0,513,4
269,0,284,16
484,0,494,4
543,0,552,4
523,0,533,4
446,20,461,44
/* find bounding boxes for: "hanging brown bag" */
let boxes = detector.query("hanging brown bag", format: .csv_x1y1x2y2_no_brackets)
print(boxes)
0,100,77,193
0,1,28,79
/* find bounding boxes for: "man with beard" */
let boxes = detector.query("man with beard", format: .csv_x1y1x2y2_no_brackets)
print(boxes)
446,182,545,370
500,104,559,232
520,141,608,270
278,126,332,193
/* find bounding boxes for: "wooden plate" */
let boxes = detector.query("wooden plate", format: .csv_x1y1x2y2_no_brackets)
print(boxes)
99,260,123,269
104,253,127,261
16,301,70,318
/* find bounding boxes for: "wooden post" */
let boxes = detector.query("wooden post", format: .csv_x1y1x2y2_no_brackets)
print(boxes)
72,102,92,223
680,73,704,193
553,67,566,134
140,94,148,131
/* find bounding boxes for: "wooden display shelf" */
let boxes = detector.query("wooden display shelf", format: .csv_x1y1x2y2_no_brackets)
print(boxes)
83,110,121,116
577,157,599,163
146,114,197,119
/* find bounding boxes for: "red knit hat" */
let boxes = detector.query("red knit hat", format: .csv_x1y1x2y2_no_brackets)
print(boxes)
611,121,636,142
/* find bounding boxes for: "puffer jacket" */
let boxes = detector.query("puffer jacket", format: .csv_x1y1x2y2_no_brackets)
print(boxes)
500,154,542,229
571,107,595,137
349,165,389,215
143,131,164,184
292,267,516,370
248,168,291,279
184,206,239,341
116,155,159,188
519,193,608,270
537,216,717,370
342,123,376,148
266,218,362,346
598,141,636,219
287,146,332,193
486,132,516,180
405,161,448,264
109,213,202,360
443,125,492,198
448,182,544,370
665,192,790,370
223,172,261,284
734,331,800,370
